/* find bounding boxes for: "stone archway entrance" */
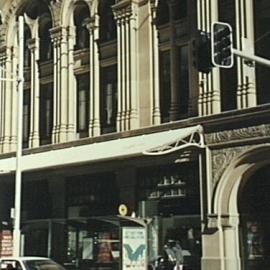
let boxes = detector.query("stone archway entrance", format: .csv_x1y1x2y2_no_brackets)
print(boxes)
209,145,270,270
238,165,270,270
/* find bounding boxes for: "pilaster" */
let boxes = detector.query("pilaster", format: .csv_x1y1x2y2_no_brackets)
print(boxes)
50,28,61,144
149,0,161,125
235,0,256,108
0,47,7,153
51,26,76,143
113,1,139,131
67,25,76,141
87,15,101,137
197,0,221,116
202,214,241,270
28,38,40,148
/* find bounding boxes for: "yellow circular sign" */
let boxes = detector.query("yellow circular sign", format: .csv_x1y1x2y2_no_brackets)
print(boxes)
118,204,128,216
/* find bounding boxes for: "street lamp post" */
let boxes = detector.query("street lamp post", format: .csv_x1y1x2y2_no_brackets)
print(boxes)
13,15,24,257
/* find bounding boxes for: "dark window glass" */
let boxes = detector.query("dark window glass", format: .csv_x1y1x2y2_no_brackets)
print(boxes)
179,45,189,114
254,1,270,104
39,21,53,62
76,74,89,136
74,5,90,50
218,0,237,111
160,50,171,123
24,26,31,67
39,83,53,145
156,0,169,26
101,65,117,134
99,0,116,42
174,0,188,20
160,46,189,122
23,89,30,148
66,173,119,216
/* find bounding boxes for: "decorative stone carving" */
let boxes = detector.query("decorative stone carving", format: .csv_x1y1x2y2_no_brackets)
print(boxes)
205,124,270,145
211,146,250,186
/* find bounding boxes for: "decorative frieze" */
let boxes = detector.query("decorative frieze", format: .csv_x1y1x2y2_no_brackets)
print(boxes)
205,124,270,145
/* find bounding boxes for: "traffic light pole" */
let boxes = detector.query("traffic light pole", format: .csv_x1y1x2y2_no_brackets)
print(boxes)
232,48,270,68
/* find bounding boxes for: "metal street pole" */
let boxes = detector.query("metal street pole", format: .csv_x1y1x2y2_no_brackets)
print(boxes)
232,48,270,67
13,15,24,257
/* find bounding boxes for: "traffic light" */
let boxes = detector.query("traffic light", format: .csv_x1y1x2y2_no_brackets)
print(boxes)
192,30,212,74
211,22,233,68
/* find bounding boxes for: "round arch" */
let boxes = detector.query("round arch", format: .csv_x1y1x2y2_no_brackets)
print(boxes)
214,144,270,216
61,0,94,27
202,145,270,270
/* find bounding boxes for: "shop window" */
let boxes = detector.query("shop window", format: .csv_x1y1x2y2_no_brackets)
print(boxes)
66,173,119,217
22,180,51,220
66,223,119,269
100,65,117,134
76,74,90,137
23,89,30,148
136,162,200,216
39,83,53,145
136,162,201,270
238,166,270,270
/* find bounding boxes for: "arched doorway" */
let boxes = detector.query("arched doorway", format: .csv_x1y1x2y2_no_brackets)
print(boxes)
238,165,270,270
210,145,270,270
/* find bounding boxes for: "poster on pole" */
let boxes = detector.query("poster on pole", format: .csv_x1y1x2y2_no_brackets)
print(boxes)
122,227,147,270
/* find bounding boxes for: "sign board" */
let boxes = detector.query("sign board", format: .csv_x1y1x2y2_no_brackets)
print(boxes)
0,230,13,257
122,227,147,270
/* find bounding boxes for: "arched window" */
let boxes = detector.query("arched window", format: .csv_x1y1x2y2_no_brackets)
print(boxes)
74,2,90,50
39,18,53,61
24,25,31,67
98,0,116,42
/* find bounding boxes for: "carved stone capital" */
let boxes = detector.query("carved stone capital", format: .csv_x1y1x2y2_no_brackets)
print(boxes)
112,1,133,20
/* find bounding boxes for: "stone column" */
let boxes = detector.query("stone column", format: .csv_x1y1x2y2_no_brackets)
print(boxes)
10,45,18,151
28,38,40,148
1,47,12,153
235,0,256,108
149,0,161,125
197,0,221,116
67,26,76,141
113,1,139,131
50,27,73,143
202,214,241,270
0,47,6,153
50,28,61,143
87,15,101,137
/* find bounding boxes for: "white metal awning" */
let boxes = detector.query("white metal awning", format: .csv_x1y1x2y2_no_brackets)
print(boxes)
0,125,204,173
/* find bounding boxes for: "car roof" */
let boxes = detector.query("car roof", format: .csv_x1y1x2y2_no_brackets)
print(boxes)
1,257,51,261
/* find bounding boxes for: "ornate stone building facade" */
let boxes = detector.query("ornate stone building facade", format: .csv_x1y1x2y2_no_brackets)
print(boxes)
0,1,269,270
